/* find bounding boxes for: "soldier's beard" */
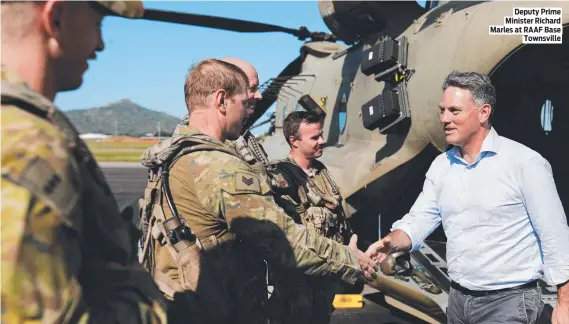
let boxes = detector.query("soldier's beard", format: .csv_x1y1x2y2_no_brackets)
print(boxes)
227,127,241,141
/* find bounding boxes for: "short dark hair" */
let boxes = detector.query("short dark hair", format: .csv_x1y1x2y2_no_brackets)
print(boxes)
442,71,496,114
283,111,322,146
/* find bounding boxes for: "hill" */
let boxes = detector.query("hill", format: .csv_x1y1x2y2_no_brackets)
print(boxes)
64,99,183,137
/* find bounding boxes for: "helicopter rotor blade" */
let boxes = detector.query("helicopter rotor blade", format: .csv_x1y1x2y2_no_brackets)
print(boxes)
142,9,312,40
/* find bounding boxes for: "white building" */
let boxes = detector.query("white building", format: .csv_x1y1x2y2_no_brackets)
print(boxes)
79,133,111,140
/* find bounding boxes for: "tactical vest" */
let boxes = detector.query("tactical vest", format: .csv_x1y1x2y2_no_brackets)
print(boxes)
1,80,164,321
273,158,351,244
234,130,288,189
138,134,241,323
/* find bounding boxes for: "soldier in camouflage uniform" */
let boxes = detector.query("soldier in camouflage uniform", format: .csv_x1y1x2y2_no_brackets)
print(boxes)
1,2,168,323
139,58,381,324
270,111,353,324
171,58,323,323
171,57,278,321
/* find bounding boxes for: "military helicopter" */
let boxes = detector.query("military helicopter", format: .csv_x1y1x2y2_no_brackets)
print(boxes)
128,1,568,322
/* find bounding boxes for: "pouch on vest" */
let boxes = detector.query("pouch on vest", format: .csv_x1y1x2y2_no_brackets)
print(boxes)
275,159,349,241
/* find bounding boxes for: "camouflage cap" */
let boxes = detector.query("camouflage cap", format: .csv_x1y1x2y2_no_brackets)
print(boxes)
95,1,144,19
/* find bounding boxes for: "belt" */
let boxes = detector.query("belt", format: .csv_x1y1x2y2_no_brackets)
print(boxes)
450,280,538,297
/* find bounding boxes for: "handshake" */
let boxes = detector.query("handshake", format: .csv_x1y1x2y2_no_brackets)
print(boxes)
347,229,411,282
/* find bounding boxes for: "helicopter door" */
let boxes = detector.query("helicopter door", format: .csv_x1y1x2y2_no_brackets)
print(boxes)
490,25,568,216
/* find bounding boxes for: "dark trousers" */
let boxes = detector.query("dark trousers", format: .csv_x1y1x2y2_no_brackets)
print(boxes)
448,282,543,324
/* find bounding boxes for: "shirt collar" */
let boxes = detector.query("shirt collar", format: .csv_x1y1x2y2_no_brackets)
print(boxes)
450,127,500,162
1,65,25,84
1,65,57,116
480,127,500,154
172,123,194,136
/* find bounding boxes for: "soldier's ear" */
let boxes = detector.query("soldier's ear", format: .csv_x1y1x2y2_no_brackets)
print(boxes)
215,89,228,114
289,135,300,149
42,1,64,37
42,0,66,58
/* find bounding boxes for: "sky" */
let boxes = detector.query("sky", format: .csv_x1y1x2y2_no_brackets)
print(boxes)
54,1,427,134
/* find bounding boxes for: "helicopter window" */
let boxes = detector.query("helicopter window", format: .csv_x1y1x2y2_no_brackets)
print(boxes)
338,92,348,134
338,112,347,134
295,103,305,112
416,0,437,9
282,104,286,121
540,99,554,134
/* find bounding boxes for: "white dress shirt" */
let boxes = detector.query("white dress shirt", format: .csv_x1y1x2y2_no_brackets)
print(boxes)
392,127,569,290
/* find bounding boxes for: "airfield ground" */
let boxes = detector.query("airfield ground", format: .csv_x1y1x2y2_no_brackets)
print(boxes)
86,138,157,162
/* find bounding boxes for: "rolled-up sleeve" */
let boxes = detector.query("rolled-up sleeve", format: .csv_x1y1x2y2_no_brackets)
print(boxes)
520,156,569,286
391,166,442,252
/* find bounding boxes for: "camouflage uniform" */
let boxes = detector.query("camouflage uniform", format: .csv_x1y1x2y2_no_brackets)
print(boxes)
270,155,353,324
174,117,287,190
1,67,168,324
0,2,168,323
173,121,293,320
176,121,323,323
139,126,362,324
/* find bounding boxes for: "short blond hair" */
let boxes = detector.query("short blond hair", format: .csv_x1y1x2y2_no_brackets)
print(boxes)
184,59,249,112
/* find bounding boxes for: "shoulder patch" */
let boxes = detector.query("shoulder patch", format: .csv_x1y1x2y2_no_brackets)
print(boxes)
235,172,261,193
16,157,76,216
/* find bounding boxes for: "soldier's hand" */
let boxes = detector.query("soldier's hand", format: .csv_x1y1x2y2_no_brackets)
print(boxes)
365,236,392,264
348,234,378,281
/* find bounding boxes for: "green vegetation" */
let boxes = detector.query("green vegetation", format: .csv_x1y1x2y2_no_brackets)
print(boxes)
64,99,183,137
86,140,156,162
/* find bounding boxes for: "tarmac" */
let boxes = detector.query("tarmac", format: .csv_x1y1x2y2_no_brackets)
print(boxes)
101,163,425,324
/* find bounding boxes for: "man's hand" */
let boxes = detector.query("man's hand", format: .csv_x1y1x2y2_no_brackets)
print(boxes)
366,229,413,265
553,281,569,324
553,303,569,324
365,236,392,265
348,234,378,281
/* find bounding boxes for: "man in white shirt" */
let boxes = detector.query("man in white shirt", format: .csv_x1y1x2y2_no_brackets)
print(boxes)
373,71,569,324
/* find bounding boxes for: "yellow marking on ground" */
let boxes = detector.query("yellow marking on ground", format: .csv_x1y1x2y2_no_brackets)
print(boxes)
333,294,363,308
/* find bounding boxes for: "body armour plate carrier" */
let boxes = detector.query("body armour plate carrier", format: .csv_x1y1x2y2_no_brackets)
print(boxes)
138,134,240,323
273,158,351,244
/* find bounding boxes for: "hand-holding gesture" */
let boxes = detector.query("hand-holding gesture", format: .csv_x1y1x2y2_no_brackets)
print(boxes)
348,234,378,282
364,230,412,265
364,236,392,265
